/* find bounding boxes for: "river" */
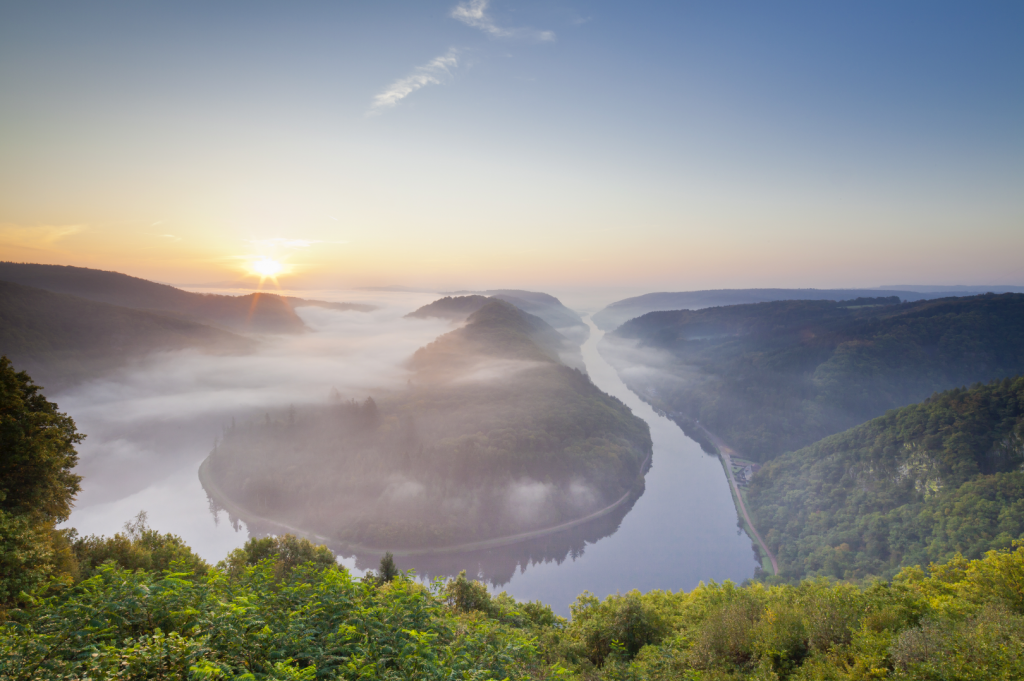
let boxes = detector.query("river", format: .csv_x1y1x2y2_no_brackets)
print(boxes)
62,292,756,615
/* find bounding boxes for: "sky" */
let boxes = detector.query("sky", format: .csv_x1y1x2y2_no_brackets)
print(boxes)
1,0,1021,293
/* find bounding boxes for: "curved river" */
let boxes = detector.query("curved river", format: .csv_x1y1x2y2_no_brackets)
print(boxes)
444,317,757,612
63,298,756,616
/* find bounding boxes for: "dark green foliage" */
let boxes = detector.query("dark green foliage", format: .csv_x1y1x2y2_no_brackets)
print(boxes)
566,590,670,666
72,511,209,579
611,293,1024,461
0,357,82,607
4,535,1024,679
378,552,398,583
748,376,1024,582
0,554,540,679
220,534,337,580
0,357,82,524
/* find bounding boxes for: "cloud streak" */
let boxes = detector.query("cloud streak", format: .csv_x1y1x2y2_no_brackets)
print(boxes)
370,49,459,112
451,0,554,41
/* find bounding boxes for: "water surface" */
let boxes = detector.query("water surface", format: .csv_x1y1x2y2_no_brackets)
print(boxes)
63,298,756,615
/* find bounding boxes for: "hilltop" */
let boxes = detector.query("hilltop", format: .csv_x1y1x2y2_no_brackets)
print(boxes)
0,280,251,389
0,262,372,333
748,376,1024,583
591,286,1018,331
203,299,651,551
405,294,585,368
605,293,1024,460
436,288,589,343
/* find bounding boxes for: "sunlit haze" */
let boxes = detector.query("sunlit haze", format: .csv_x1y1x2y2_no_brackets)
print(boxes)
2,1,1021,293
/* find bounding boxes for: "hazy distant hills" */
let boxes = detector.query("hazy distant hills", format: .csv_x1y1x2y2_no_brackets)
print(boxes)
604,293,1024,461
441,289,589,344
203,299,651,551
409,295,586,370
407,295,493,321
749,375,1024,582
592,286,1024,331
0,262,360,334
0,280,250,390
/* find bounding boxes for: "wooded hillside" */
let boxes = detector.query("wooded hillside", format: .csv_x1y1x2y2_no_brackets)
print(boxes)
748,376,1024,583
607,293,1024,460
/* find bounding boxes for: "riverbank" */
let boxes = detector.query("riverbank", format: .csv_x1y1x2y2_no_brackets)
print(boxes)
698,426,778,575
199,452,652,558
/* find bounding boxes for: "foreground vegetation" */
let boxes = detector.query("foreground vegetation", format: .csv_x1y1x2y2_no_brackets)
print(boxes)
748,375,1024,584
609,293,1024,461
4,522,1024,680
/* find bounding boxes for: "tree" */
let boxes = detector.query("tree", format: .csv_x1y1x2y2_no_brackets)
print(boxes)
0,356,84,606
379,551,399,583
0,356,83,524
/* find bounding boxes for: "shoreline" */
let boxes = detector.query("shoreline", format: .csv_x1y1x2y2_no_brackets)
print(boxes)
198,450,651,558
697,425,779,576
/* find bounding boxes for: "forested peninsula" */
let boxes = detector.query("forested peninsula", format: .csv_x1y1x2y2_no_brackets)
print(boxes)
202,298,652,551
606,293,1024,461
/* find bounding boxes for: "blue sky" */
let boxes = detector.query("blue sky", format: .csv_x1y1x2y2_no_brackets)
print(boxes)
1,1,1021,291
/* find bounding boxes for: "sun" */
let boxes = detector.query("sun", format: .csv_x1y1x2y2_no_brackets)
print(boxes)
250,258,283,279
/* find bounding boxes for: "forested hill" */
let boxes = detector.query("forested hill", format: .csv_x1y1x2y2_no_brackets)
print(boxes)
411,289,588,343
591,286,1019,330
405,294,491,320
477,289,588,342
204,299,650,550
0,262,357,333
412,299,570,367
606,293,1024,460
0,280,251,389
410,296,586,370
749,376,1024,583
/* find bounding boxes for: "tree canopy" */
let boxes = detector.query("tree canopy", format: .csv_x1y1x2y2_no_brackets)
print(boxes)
0,356,83,607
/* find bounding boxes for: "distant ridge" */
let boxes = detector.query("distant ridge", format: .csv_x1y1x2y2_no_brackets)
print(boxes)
439,288,588,344
0,262,370,333
0,280,250,390
408,296,586,370
876,284,1024,293
591,287,1011,330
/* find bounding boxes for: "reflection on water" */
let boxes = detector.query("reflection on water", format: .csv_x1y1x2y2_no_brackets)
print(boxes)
64,297,756,617
225,474,646,588
209,317,758,615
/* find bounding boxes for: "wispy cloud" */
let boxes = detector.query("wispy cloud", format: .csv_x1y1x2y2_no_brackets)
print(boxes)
370,49,460,113
0,223,85,250
251,238,320,249
451,0,554,41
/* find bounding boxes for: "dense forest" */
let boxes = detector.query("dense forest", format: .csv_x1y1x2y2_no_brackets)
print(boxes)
204,300,651,550
746,376,1024,584
607,293,1024,461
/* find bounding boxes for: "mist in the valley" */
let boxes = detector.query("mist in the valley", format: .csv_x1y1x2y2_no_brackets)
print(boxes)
203,297,650,554
59,291,451,562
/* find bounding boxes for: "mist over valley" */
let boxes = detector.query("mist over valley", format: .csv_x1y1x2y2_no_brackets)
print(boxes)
4,4,1023,674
